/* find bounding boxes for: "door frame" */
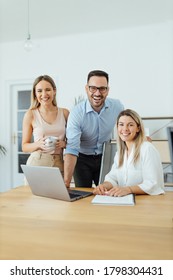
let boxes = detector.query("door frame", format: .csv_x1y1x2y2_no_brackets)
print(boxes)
7,79,32,188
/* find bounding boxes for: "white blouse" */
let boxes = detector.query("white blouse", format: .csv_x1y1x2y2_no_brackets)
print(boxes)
104,141,165,195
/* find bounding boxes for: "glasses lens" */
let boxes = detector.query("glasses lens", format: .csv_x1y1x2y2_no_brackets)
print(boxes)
89,86,107,93
99,87,107,93
89,86,97,93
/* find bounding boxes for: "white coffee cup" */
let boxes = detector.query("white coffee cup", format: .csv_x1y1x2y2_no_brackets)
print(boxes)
45,136,58,148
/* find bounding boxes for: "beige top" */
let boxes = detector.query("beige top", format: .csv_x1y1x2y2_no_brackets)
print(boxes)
32,108,66,154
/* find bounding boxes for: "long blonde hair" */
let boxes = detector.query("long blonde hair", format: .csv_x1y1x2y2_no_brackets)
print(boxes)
117,109,146,167
30,75,57,109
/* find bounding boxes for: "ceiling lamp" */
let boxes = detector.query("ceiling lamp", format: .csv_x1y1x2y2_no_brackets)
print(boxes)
24,0,33,51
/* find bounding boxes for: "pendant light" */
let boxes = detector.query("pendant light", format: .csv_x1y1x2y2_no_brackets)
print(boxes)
24,0,33,51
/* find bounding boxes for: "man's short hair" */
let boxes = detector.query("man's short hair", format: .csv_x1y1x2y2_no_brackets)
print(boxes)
87,70,109,83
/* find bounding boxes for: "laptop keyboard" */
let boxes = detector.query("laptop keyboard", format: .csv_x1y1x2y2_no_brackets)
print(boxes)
68,189,92,198
69,192,81,199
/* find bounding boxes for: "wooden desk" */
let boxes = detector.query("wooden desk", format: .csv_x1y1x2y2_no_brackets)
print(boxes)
0,186,173,260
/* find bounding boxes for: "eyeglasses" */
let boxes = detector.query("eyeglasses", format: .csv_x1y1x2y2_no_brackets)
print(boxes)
88,86,108,94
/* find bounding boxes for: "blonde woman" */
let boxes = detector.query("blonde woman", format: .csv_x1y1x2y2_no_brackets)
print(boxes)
22,75,69,177
94,109,165,196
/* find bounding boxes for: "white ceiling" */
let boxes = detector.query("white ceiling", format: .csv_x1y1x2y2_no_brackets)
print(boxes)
0,0,172,43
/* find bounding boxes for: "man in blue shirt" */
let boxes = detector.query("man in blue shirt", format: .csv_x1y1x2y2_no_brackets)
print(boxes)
64,70,124,188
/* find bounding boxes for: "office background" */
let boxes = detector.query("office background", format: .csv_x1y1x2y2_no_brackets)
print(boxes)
0,0,173,191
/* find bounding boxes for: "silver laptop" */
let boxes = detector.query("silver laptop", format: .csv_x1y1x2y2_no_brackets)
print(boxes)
21,165,93,202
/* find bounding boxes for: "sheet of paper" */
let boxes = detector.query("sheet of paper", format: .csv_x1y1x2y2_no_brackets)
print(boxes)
91,194,135,206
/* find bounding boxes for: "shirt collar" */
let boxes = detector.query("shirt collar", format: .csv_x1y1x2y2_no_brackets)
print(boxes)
86,98,109,113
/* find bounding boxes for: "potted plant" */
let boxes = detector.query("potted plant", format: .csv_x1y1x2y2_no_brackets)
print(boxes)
74,95,85,105
0,145,6,155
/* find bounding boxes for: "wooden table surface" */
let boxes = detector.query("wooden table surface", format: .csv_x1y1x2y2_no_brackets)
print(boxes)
0,186,173,260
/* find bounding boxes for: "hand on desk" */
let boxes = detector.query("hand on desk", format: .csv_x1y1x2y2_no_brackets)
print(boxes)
104,186,132,197
93,184,108,195
93,183,132,197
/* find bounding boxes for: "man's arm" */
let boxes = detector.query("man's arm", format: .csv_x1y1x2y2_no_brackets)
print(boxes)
64,154,77,188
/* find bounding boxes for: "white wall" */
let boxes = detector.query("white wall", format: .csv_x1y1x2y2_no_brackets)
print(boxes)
0,20,173,191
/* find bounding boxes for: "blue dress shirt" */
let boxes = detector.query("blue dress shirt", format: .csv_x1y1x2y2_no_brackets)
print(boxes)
65,98,124,156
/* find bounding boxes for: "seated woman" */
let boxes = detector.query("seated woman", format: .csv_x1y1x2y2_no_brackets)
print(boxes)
93,109,165,196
